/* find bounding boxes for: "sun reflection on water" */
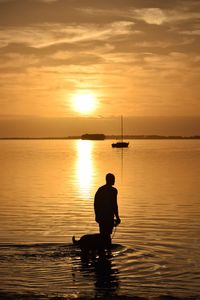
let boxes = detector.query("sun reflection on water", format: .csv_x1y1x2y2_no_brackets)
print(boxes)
76,140,95,199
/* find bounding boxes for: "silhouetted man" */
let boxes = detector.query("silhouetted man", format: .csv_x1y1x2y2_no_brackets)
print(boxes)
94,173,121,247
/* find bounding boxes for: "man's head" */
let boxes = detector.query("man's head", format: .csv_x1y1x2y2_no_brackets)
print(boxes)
106,173,115,186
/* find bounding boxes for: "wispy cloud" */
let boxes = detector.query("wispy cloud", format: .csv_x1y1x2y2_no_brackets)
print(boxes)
37,0,58,2
134,8,167,25
180,29,200,36
0,21,134,48
131,7,200,25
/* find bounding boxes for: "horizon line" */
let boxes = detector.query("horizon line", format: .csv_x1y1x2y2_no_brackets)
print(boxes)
0,134,200,140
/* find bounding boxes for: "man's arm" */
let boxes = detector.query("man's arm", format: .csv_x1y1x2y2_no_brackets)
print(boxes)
94,189,101,223
113,189,121,225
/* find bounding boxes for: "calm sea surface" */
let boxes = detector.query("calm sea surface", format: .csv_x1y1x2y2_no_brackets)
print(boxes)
0,139,200,299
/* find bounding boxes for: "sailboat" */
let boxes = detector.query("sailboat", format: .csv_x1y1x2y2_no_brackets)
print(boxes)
112,116,129,148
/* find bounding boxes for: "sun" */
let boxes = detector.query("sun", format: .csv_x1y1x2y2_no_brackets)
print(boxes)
72,91,97,114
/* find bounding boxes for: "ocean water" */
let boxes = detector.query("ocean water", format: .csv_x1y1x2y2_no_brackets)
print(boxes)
0,139,200,299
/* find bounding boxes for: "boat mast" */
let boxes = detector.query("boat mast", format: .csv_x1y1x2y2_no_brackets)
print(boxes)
121,115,123,142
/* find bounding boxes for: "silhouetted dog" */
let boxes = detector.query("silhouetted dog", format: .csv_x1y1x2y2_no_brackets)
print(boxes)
72,234,108,255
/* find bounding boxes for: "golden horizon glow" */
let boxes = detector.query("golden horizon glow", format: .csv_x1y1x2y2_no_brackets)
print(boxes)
72,91,97,114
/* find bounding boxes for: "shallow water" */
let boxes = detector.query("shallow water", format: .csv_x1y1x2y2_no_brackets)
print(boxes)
0,139,200,299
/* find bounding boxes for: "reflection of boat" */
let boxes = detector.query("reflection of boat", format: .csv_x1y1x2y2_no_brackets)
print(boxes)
112,116,129,148
112,141,129,148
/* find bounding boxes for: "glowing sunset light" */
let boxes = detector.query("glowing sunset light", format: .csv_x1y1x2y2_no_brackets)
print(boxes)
72,91,97,114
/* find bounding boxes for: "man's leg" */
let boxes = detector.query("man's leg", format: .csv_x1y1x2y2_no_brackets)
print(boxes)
99,222,113,249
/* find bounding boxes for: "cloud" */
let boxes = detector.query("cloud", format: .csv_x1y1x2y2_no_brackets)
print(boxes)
180,29,200,36
134,8,166,25
131,7,199,25
37,0,58,2
0,21,135,49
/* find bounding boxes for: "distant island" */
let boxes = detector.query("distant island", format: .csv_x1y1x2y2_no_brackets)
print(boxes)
0,135,200,140
81,134,105,140
107,135,200,140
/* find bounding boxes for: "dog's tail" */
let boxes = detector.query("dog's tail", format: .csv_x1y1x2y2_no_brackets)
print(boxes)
72,236,79,245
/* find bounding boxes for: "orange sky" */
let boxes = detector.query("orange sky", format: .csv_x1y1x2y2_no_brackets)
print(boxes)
0,0,199,136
